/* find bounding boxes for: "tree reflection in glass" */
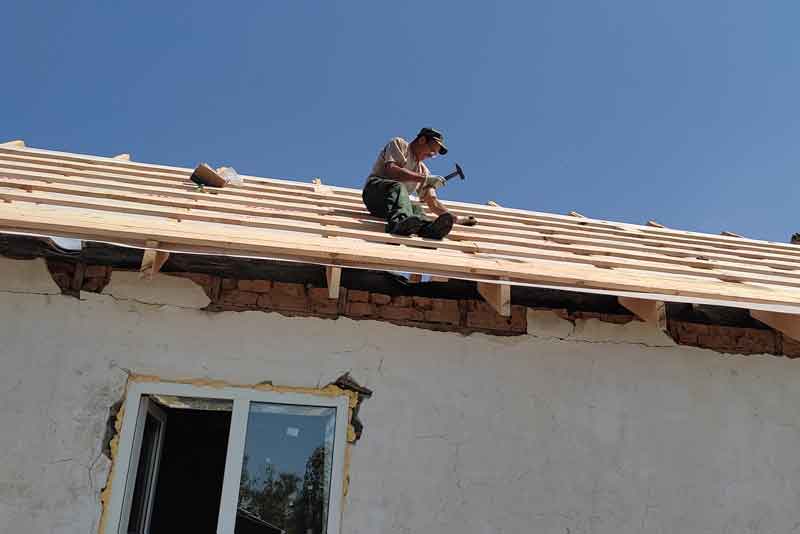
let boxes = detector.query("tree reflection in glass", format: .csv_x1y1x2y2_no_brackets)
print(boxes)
236,404,336,534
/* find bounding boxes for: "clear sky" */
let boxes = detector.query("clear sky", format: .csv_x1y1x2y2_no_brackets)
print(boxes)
3,2,798,242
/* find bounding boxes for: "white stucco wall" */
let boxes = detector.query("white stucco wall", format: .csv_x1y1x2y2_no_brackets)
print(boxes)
1,257,800,533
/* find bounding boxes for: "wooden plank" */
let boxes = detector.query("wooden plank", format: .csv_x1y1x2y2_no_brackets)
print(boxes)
6,181,800,291
477,282,511,316
6,146,800,263
6,152,800,264
8,159,797,273
139,240,170,280
7,144,792,286
0,140,25,148
5,200,800,308
750,310,800,342
618,296,666,329
326,266,341,299
2,169,799,288
113,153,131,161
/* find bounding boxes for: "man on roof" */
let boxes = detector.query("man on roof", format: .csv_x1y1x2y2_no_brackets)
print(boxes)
362,127,475,240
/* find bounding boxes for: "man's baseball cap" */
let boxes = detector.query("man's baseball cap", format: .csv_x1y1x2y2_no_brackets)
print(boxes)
418,127,448,155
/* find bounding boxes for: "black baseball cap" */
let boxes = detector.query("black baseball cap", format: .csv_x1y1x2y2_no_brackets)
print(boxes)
417,127,448,155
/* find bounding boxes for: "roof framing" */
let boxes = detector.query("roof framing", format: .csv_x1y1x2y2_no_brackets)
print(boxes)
2,143,800,314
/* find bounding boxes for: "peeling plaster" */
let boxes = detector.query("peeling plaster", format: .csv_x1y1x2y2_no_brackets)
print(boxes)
527,308,677,348
97,374,360,534
0,257,61,294
102,271,211,309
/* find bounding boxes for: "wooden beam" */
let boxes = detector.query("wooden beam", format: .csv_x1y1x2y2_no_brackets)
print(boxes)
325,266,341,299
0,140,25,148
139,240,170,280
312,177,331,194
477,282,511,317
750,310,800,342
113,153,131,161
6,176,800,291
618,296,666,329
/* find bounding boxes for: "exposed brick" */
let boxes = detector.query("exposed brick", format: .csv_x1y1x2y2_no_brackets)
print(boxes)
346,302,374,317
220,290,258,306
221,278,237,290
378,306,424,322
238,279,272,293
273,281,306,298
50,273,72,291
348,290,370,303
466,301,526,333
46,260,74,276
412,296,433,310
84,265,109,278
82,277,107,292
307,287,338,315
392,295,413,307
782,336,800,358
311,298,339,316
424,299,460,325
371,293,392,305
270,293,310,313
308,287,332,302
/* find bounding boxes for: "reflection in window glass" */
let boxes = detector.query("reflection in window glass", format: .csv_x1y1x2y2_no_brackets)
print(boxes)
236,404,337,534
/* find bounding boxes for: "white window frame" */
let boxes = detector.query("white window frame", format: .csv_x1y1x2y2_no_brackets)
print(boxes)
103,381,350,534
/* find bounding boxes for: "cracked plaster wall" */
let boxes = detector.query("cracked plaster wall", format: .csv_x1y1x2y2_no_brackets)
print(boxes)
2,258,800,533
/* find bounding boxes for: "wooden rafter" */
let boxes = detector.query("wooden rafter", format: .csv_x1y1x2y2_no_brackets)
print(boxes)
326,266,341,299
618,296,666,329
750,310,800,342
477,282,511,317
139,240,170,280
2,144,800,313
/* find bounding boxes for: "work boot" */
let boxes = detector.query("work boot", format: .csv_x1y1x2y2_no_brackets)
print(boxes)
387,216,428,236
418,213,455,240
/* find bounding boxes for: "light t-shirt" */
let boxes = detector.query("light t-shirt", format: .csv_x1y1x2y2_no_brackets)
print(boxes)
367,137,430,194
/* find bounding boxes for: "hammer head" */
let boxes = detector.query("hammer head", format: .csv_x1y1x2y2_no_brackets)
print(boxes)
445,163,466,181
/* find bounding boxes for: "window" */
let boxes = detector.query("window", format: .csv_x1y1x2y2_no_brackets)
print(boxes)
103,382,349,534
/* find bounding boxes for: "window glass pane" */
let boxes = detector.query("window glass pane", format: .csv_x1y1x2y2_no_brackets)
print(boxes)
236,403,337,534
127,413,161,534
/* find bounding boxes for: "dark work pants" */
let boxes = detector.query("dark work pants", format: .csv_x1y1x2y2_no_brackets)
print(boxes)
362,177,426,232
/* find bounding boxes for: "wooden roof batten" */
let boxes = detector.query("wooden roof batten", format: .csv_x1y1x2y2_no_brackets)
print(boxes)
2,143,800,317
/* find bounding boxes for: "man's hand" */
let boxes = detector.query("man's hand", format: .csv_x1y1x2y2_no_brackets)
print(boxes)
423,175,447,190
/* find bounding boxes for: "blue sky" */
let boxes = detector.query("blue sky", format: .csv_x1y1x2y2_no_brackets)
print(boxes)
3,1,799,242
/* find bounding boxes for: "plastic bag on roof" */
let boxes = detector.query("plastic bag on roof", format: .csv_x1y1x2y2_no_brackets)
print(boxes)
217,166,244,187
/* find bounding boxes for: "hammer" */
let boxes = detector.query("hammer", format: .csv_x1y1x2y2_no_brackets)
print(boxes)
444,163,465,182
